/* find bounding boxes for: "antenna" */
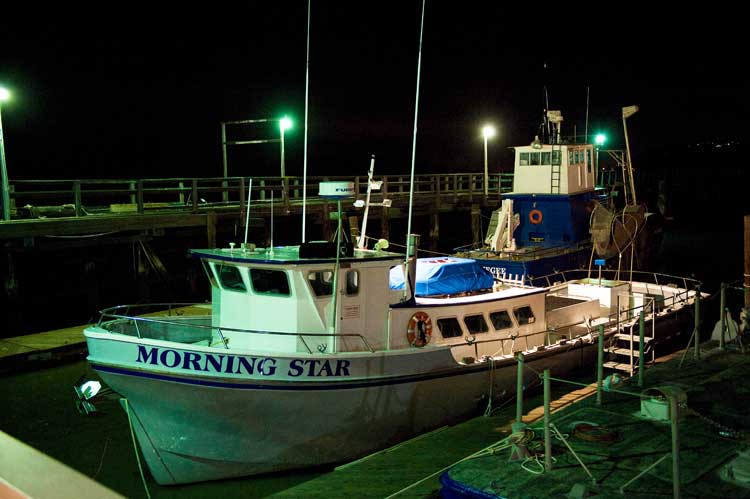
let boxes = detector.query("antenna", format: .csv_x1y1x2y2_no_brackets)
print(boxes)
243,177,253,247
269,189,274,255
302,0,311,243
585,86,590,144
403,0,427,301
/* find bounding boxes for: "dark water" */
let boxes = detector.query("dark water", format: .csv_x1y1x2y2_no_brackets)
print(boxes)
0,361,326,499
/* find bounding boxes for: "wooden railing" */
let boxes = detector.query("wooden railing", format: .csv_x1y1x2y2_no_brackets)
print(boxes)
6,173,514,219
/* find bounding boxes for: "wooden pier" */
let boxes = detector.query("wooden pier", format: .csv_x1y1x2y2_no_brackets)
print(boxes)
0,173,512,247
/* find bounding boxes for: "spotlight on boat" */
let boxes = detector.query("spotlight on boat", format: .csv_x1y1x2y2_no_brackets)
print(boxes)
73,377,111,415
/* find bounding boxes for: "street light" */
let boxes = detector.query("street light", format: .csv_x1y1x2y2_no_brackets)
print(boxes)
279,116,292,178
0,87,11,221
481,124,496,197
594,133,607,187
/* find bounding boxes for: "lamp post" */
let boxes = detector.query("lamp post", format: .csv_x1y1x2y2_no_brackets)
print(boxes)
0,87,10,221
279,116,292,178
595,133,606,187
482,124,496,197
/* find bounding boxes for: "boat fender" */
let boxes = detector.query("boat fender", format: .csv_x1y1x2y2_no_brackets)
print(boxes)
528,209,543,225
407,311,432,347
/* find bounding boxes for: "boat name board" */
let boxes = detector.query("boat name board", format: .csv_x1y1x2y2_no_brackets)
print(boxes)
135,345,352,378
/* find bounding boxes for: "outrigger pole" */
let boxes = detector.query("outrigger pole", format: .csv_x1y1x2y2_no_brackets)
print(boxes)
404,0,427,301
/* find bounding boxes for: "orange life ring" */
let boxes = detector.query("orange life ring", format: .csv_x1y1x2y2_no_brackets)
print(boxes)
407,311,432,347
529,209,543,225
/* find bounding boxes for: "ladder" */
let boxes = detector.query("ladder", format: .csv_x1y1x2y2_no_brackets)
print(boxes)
603,321,655,376
550,144,562,194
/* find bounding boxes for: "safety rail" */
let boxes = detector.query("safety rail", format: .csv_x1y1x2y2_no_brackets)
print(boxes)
95,303,376,354
5,172,514,219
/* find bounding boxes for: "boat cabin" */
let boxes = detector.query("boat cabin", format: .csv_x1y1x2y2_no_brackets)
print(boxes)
193,245,404,354
511,143,596,196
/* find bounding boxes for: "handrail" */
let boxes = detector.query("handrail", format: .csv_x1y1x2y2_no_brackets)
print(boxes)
96,303,376,354
5,172,514,220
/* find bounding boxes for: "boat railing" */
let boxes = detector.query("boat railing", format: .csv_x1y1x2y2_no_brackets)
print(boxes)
95,303,376,354
530,269,701,295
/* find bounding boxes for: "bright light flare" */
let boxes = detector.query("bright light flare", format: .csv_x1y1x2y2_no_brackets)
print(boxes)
481,125,496,140
279,117,292,131
0,87,10,102
595,133,607,146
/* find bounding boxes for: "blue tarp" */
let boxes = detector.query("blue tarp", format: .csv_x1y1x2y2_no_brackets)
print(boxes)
389,257,495,296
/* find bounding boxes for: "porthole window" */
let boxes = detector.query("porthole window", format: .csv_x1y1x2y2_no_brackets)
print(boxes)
346,270,359,296
514,305,535,325
490,310,513,330
436,317,463,338
463,314,488,334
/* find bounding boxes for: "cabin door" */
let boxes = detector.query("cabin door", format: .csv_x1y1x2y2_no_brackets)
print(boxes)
336,267,366,351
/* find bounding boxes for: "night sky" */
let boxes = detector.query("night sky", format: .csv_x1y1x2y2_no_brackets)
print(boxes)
0,4,745,183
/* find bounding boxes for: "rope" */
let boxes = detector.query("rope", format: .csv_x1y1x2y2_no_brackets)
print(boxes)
124,398,152,499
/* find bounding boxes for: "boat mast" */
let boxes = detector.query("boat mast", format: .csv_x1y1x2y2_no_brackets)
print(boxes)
404,0,427,300
358,155,376,249
622,105,639,206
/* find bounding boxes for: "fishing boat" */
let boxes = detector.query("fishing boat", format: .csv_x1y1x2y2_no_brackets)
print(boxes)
456,107,651,283
81,181,702,485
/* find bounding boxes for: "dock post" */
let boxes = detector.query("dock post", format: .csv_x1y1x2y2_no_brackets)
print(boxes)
693,287,701,359
670,394,681,499
638,311,645,387
543,368,552,471
597,324,604,405
719,282,726,350
515,353,524,423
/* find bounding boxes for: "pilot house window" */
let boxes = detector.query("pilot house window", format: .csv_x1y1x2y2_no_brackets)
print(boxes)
308,270,334,296
216,264,246,292
250,269,290,296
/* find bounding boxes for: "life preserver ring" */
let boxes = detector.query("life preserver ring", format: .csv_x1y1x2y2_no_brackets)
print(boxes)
529,209,543,224
407,311,432,347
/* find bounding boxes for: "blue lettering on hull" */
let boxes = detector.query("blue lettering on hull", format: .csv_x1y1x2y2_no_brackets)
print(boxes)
134,345,350,378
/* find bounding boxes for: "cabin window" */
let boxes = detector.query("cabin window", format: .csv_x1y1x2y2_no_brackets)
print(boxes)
551,150,562,165
463,314,489,334
586,149,592,171
490,310,513,330
436,317,463,338
250,269,290,296
346,270,359,296
308,270,334,296
217,264,246,292
202,260,218,288
530,152,541,165
541,152,551,165
514,305,535,325
519,152,530,166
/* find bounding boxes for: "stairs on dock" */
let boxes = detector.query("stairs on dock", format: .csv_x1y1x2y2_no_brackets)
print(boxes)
603,323,655,376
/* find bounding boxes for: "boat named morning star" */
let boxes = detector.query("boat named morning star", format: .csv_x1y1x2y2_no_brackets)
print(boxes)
83,219,702,485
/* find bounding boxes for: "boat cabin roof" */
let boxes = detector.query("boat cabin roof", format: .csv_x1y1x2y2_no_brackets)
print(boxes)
190,246,404,266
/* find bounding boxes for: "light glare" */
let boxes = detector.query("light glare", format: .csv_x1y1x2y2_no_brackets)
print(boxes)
279,117,292,131
0,87,10,102
482,125,496,139
595,133,607,145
